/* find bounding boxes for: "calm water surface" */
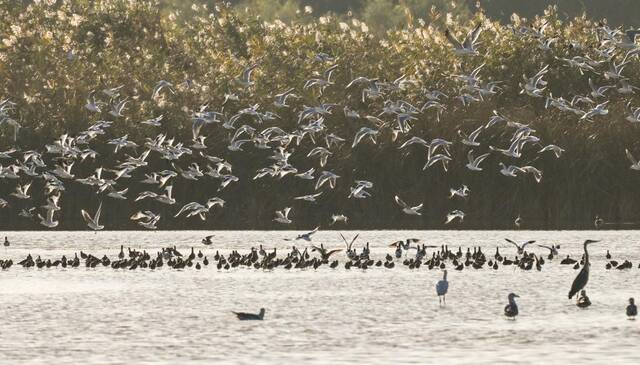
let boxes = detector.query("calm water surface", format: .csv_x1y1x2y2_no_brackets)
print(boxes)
0,230,639,365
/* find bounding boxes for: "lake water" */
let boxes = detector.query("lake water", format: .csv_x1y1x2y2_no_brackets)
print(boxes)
0,230,639,365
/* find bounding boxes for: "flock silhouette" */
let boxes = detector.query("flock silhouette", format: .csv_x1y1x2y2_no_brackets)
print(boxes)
0,235,637,320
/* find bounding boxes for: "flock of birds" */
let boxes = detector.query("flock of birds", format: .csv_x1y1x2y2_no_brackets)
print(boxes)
1,17,640,322
1,234,638,321
0,21,640,229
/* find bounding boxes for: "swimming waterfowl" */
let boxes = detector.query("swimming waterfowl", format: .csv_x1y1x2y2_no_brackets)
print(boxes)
577,290,592,308
504,293,520,318
627,298,637,319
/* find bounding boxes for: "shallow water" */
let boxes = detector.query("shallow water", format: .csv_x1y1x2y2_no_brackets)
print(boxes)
0,230,639,365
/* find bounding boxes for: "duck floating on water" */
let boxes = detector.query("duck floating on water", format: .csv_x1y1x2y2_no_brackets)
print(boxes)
232,308,265,320
504,293,519,318
627,298,637,319
577,290,591,308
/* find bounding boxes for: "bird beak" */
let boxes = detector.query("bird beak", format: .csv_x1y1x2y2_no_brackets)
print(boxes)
514,294,520,298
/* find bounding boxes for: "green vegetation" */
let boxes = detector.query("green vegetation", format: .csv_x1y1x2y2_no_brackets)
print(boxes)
0,1,639,230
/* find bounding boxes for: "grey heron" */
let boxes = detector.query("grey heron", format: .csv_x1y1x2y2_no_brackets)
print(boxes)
568,240,600,301
436,270,449,305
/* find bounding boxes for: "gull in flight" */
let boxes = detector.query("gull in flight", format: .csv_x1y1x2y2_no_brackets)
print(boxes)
458,125,484,147
625,149,640,170
449,185,470,199
152,80,175,99
330,214,348,225
394,195,423,215
294,192,323,203
519,64,548,97
273,88,298,108
11,182,31,199
445,210,465,224
499,163,525,177
235,63,259,88
130,211,161,230
466,150,490,171
315,171,340,190
38,207,59,228
538,144,564,158
505,238,536,254
579,101,609,121
352,127,379,148
296,226,319,241
444,23,482,56
340,233,359,259
274,207,292,224
81,202,104,231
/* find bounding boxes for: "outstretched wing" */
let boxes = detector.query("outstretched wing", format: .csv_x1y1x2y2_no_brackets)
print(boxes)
444,29,463,49
505,238,519,249
394,195,409,209
81,209,92,224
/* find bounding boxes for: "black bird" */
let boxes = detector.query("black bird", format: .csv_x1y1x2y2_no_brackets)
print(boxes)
627,298,637,319
3,236,9,247
568,240,599,301
504,293,519,318
577,290,591,308
202,235,214,245
232,308,265,320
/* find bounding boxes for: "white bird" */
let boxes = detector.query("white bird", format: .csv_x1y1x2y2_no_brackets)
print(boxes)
398,136,430,150
444,23,482,56
81,202,104,231
296,226,319,241
295,168,315,180
315,171,340,190
352,127,379,148
505,238,536,254
521,165,543,183
449,185,470,199
466,150,490,171
625,149,640,170
459,125,484,146
580,101,609,121
330,214,348,225
499,163,525,177
38,208,59,228
235,63,259,88
274,207,292,224
394,195,423,215
11,182,31,199
107,187,128,200
294,192,323,203
445,210,465,224
538,144,565,158
152,80,175,98
130,210,161,229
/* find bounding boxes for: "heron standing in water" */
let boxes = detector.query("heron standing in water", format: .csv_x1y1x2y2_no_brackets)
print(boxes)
436,270,449,305
568,240,600,302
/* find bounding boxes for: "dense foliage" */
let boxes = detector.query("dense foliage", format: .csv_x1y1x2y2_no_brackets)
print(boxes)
1,1,640,230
